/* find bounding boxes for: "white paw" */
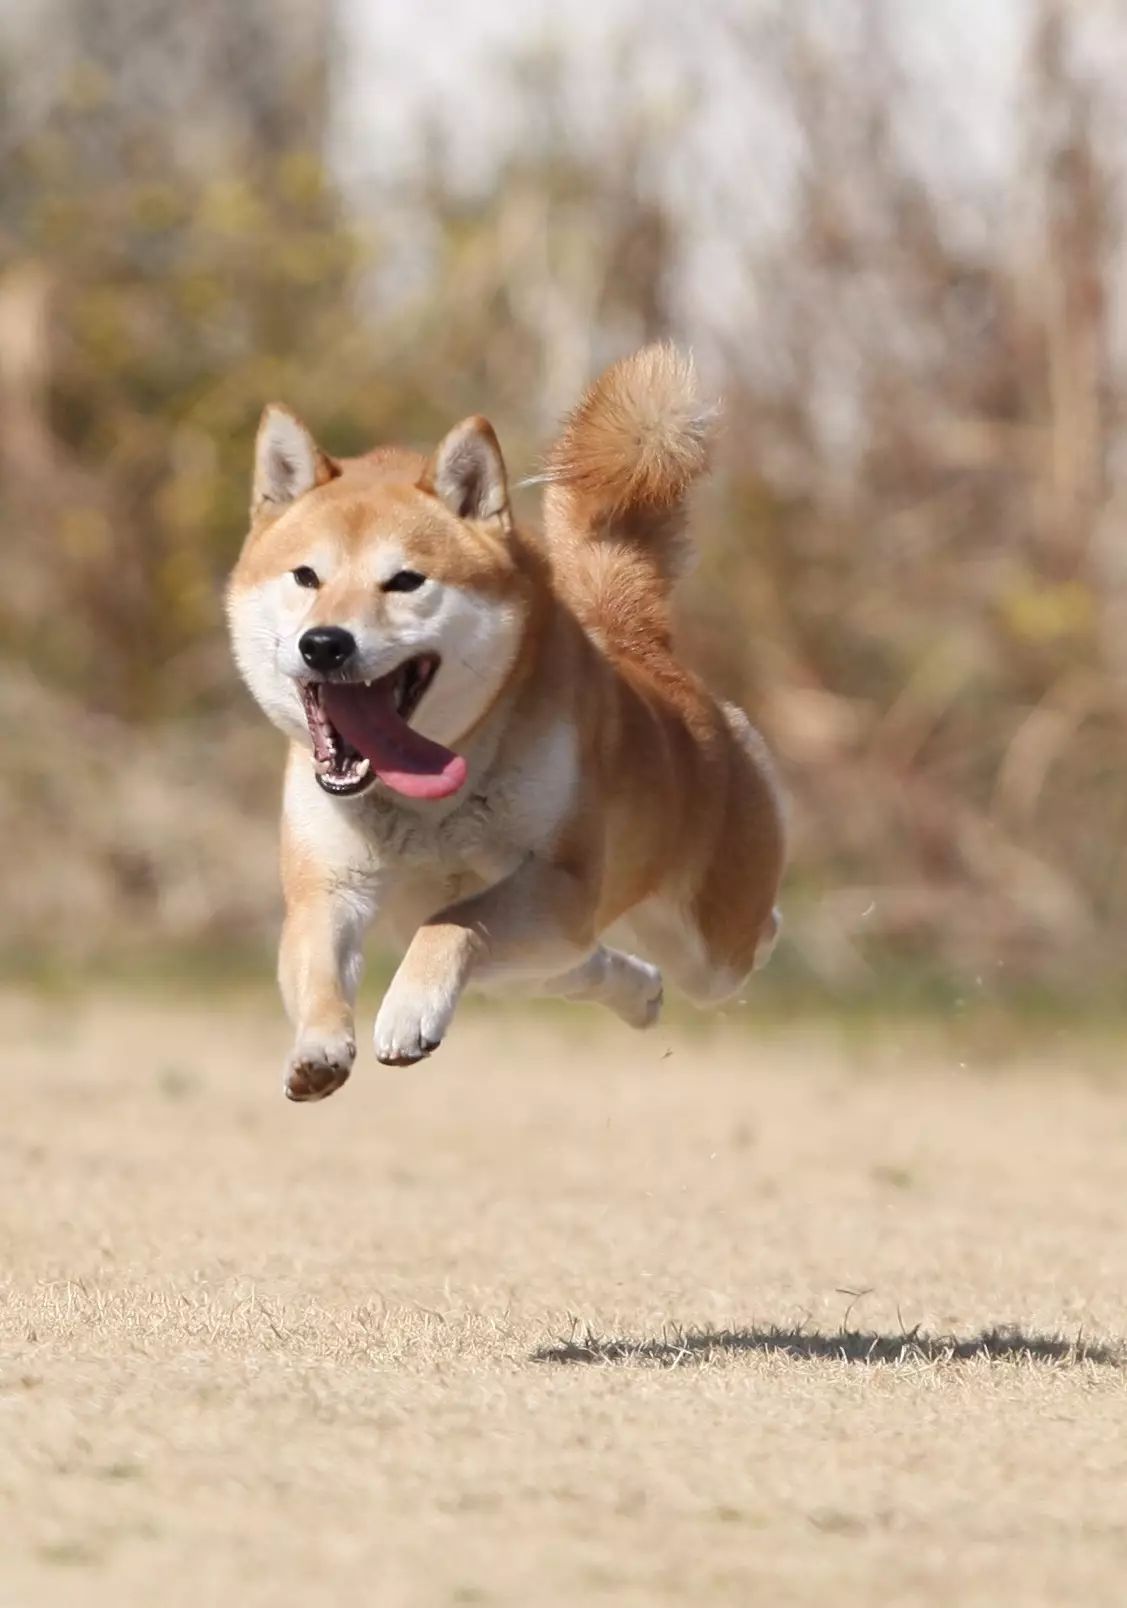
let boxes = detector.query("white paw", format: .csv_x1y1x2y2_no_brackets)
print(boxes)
285,1030,356,1103
611,955,664,1031
373,981,457,1067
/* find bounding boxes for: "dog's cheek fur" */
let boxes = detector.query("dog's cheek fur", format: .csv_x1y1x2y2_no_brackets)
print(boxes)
408,583,527,749
226,581,309,744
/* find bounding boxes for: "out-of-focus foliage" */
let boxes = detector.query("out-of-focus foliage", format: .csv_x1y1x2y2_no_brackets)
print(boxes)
3,0,1127,995
0,3,383,716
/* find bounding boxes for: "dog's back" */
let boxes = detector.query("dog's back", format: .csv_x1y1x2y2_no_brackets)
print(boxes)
538,344,784,998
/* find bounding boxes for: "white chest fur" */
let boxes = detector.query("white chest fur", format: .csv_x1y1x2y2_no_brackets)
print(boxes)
284,716,578,887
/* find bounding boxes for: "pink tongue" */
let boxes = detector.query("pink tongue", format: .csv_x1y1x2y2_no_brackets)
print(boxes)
321,682,467,801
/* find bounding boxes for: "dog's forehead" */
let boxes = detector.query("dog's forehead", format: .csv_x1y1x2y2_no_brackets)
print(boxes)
324,481,466,574
235,467,510,592
325,479,431,539
310,478,515,591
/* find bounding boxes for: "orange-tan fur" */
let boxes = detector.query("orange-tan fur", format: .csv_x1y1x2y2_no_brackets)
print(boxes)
227,345,784,1101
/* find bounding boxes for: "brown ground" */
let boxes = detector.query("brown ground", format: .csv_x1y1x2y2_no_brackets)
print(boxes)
3,986,1127,1606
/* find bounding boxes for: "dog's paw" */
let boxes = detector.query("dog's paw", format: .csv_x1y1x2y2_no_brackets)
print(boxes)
373,982,456,1067
614,956,664,1031
284,1031,356,1103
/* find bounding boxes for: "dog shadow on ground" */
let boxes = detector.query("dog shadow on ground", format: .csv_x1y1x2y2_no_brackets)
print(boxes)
532,1323,1122,1368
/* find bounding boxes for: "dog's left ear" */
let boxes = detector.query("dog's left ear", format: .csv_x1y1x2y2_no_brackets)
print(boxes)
252,404,339,514
420,415,512,533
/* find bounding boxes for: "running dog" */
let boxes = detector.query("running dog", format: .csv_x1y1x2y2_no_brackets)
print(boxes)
226,346,784,1100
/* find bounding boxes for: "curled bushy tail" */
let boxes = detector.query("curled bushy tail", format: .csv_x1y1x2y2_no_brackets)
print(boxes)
540,344,716,586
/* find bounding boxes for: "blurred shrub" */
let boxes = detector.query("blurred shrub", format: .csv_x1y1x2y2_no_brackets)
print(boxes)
3,0,1127,993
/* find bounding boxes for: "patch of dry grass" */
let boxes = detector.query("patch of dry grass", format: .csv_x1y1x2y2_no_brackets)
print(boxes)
3,988,1127,1606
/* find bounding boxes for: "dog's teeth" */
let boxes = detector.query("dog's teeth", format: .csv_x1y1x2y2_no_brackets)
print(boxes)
354,758,371,778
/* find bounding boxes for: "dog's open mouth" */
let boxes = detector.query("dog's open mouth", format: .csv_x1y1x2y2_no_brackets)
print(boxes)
300,655,467,802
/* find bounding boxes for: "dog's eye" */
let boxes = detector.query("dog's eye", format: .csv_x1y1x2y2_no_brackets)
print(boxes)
383,570,426,594
292,566,320,589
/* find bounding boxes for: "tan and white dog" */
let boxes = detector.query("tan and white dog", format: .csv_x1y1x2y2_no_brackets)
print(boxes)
227,346,784,1101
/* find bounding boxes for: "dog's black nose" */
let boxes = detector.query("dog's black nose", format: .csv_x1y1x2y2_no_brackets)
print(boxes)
299,626,356,672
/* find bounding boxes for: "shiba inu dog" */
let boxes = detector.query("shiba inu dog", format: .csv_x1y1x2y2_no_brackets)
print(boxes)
227,346,784,1101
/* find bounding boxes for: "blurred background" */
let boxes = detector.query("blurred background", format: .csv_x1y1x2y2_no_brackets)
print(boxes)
3,0,1127,1016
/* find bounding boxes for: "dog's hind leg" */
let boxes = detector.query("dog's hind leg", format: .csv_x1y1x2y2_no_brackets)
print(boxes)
752,905,781,972
620,897,779,1008
539,946,664,1029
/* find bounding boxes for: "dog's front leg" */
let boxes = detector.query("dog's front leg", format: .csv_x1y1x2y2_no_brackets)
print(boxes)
279,872,377,1103
374,857,594,1066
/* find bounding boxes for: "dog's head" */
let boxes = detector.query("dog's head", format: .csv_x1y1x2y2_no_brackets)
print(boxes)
226,407,530,803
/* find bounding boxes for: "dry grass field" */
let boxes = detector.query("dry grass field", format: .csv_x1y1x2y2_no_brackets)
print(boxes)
3,985,1127,1607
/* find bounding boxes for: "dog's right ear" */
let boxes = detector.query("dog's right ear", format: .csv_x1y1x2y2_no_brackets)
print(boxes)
420,415,512,533
252,405,339,514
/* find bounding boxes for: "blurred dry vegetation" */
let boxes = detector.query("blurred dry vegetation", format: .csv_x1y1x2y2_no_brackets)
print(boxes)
2,0,1127,1005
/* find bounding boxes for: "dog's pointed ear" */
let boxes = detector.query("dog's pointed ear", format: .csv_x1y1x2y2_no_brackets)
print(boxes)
420,415,512,532
252,405,339,513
